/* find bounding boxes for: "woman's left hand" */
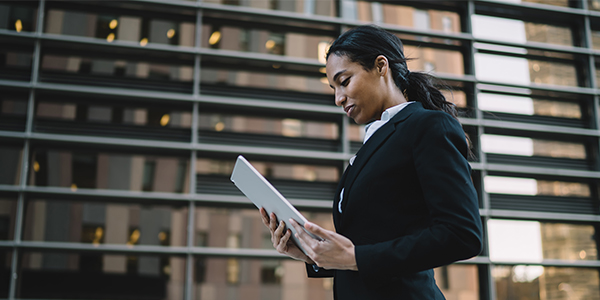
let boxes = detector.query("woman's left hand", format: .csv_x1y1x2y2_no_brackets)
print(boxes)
290,219,358,271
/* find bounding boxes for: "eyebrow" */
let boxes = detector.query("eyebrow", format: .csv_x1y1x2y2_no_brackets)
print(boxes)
332,69,346,83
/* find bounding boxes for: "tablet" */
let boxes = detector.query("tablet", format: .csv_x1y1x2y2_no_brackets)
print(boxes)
230,155,322,254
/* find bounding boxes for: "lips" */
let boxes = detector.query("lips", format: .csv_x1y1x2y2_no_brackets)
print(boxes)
344,105,354,117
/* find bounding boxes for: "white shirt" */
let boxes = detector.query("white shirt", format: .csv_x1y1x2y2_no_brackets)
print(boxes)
339,101,414,213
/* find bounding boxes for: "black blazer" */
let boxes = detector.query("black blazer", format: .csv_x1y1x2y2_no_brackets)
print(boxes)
306,102,483,300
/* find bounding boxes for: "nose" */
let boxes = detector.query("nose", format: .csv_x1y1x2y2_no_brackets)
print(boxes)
334,90,346,107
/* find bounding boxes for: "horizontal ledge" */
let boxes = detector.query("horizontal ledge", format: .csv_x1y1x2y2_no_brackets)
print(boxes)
0,131,351,160
485,163,600,179
459,118,600,137
0,186,333,208
486,209,600,222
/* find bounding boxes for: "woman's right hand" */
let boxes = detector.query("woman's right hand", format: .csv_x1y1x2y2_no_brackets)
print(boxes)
260,207,314,265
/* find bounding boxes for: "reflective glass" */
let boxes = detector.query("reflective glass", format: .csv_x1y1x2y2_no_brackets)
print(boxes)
472,15,573,46
493,265,600,300
203,0,336,17
193,207,332,249
40,53,194,92
196,158,338,183
0,93,27,131
488,219,597,262
434,264,480,300
478,93,582,119
0,46,33,81
18,251,186,300
0,144,22,185
44,8,195,47
0,249,11,298
475,53,578,87
30,148,190,193
405,45,464,75
0,199,16,240
23,199,189,247
0,2,37,32
201,24,334,61
200,67,332,95
347,1,461,33
196,157,339,200
198,112,338,140
592,30,600,50
34,99,192,142
481,134,586,159
484,176,590,197
192,257,334,300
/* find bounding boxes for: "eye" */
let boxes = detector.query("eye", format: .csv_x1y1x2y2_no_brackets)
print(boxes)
341,77,350,87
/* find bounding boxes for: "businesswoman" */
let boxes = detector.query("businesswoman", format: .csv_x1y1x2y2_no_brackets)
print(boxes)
260,25,483,299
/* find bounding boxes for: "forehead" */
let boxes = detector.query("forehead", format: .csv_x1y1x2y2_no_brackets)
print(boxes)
326,54,358,77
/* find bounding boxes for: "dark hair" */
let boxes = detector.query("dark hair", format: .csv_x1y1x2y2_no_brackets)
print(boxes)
326,25,458,121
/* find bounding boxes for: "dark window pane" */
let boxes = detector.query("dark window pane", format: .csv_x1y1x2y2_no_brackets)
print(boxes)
18,251,186,300
193,257,334,299
23,199,188,246
0,144,22,185
193,207,332,249
44,6,195,47
34,98,192,142
0,2,37,32
30,148,190,193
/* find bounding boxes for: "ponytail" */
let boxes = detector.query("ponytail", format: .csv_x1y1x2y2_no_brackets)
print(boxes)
405,71,459,121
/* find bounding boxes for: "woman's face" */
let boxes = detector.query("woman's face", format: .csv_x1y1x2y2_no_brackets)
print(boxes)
326,54,387,125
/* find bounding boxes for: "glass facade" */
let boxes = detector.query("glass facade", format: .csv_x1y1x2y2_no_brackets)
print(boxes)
1,0,600,299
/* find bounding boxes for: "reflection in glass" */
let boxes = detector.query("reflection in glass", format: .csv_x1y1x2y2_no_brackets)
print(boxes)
484,176,590,197
193,257,334,300
0,145,22,185
0,3,37,32
196,158,338,183
0,48,33,81
198,113,338,140
23,199,188,247
30,149,190,193
18,251,186,300
201,67,332,95
193,207,332,249
472,15,573,46
0,199,16,241
481,134,586,159
40,54,193,89
434,264,479,300
475,53,578,87
347,2,461,33
44,8,195,47
202,0,336,16
201,24,333,60
478,93,582,119
0,94,28,131
34,100,192,141
404,45,464,75
493,265,600,300
348,124,366,143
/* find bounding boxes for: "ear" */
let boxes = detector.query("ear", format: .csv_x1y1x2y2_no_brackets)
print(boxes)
374,55,389,77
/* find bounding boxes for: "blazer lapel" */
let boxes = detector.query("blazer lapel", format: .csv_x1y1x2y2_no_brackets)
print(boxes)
340,102,422,215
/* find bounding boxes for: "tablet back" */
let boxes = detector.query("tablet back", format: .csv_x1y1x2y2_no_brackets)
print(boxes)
230,155,319,254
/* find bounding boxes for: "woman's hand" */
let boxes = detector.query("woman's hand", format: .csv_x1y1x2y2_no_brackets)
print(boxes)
259,208,314,264
290,219,358,271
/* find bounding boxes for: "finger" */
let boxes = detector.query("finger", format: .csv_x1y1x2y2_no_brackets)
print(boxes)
276,229,292,253
259,208,269,226
289,219,318,247
303,221,332,241
269,213,278,232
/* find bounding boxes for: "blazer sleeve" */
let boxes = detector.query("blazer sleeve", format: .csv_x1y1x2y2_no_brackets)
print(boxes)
354,112,483,288
305,263,335,278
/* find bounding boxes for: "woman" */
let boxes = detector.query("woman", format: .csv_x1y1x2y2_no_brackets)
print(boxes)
260,25,483,299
